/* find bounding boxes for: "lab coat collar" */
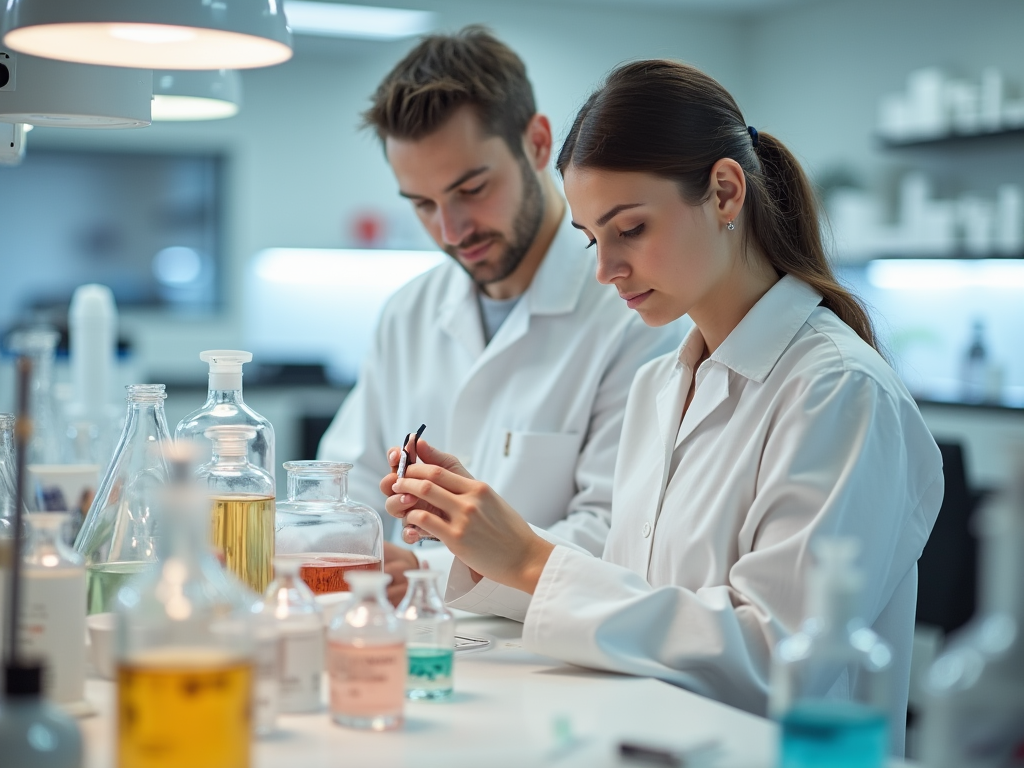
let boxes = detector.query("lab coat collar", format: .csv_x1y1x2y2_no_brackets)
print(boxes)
699,274,823,385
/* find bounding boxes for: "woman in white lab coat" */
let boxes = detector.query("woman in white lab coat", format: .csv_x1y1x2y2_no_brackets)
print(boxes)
384,60,943,753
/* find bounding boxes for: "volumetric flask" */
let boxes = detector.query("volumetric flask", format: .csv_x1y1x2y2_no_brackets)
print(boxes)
396,570,454,700
74,385,170,614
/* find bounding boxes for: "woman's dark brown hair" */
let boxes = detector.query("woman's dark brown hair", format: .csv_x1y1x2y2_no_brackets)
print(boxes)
557,60,878,351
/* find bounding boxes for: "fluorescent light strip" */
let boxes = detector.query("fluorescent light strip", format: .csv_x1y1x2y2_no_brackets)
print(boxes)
866,259,1024,290
254,248,445,287
284,1,433,40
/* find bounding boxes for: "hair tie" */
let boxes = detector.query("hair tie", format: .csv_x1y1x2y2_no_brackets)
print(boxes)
747,125,759,148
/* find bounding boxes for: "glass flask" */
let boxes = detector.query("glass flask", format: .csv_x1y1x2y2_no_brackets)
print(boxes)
8,328,64,466
175,350,275,489
918,461,1024,768
395,570,455,700
113,446,254,768
74,385,170,614
275,461,383,595
0,663,83,768
262,556,324,714
327,572,405,731
196,425,276,595
769,538,892,768
20,513,87,708
1,413,18,527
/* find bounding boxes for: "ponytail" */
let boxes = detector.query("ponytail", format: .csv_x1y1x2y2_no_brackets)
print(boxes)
557,60,879,351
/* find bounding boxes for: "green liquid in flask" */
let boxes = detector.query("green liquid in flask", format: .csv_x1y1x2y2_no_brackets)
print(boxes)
407,647,453,700
87,561,153,614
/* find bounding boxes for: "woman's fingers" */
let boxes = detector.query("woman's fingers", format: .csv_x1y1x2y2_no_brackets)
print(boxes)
407,508,453,541
416,439,473,479
383,490,421,519
392,473,464,515
396,461,477,496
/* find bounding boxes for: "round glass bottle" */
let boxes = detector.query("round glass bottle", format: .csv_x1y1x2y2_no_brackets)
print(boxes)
395,570,455,700
74,385,170,614
196,425,276,595
275,461,382,595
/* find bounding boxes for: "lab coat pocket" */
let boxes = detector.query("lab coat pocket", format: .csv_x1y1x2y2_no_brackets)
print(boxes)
496,431,583,529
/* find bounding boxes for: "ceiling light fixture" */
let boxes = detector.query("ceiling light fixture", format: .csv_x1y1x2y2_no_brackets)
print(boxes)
152,70,242,121
2,0,292,70
284,1,433,41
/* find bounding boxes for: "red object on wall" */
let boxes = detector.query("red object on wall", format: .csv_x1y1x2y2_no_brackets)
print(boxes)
352,212,386,247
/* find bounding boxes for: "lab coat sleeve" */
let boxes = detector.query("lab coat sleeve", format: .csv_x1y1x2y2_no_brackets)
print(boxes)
317,323,395,539
546,316,684,555
522,368,942,716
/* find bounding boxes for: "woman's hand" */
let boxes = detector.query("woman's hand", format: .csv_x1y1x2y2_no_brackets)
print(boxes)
388,439,555,594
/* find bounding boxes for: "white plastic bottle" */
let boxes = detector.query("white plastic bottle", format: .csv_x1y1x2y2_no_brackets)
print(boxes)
918,460,1024,767
262,557,324,713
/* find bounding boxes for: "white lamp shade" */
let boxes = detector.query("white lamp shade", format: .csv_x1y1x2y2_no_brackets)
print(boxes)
0,52,151,128
2,0,292,70
152,69,242,121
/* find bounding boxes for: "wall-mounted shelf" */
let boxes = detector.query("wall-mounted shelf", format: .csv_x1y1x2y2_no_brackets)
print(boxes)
878,126,1024,149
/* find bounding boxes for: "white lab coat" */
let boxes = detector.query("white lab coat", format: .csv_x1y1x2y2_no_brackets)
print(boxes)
447,275,943,754
318,210,682,580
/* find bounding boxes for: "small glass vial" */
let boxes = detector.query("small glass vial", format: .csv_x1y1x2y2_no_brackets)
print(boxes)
262,557,324,714
20,512,87,709
196,425,276,594
327,572,405,731
770,538,892,768
396,570,455,700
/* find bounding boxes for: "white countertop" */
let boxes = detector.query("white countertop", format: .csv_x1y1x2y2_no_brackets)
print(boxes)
80,615,908,768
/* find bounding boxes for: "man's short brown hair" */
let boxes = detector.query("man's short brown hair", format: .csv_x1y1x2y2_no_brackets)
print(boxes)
363,25,537,158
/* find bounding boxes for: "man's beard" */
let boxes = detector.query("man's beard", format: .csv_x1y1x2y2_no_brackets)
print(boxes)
444,158,545,287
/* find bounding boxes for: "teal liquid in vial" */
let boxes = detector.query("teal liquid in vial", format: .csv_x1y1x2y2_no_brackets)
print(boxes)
406,647,454,700
780,700,888,768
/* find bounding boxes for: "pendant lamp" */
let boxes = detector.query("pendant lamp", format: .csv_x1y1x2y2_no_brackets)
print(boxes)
2,0,292,70
152,70,242,121
0,51,151,128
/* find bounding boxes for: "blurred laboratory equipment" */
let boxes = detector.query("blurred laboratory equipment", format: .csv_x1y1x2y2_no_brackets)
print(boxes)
175,349,275,486
395,570,454,700
275,461,383,594
770,538,893,768
0,414,14,662
262,556,324,713
19,512,87,710
961,320,989,404
112,445,255,768
328,571,405,731
196,425,276,594
65,284,121,468
8,328,64,467
0,355,83,768
74,385,171,614
918,456,1024,768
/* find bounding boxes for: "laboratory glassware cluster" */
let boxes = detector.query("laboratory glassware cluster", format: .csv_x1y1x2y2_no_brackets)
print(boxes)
0,322,1022,768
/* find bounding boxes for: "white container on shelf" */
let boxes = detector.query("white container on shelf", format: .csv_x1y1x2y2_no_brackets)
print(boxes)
943,79,981,135
907,67,948,139
980,67,1004,132
958,196,996,257
995,185,1024,256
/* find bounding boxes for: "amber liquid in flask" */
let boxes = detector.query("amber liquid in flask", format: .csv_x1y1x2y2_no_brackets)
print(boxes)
117,649,252,768
275,553,381,594
212,494,275,595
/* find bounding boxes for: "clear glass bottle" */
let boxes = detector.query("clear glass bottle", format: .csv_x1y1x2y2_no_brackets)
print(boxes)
262,556,324,714
770,538,892,768
8,328,64,467
0,414,14,663
196,425,276,595
0,663,83,768
918,460,1024,768
113,446,254,768
275,461,383,595
175,350,275,488
396,570,455,700
327,572,405,731
20,513,87,709
74,385,170,614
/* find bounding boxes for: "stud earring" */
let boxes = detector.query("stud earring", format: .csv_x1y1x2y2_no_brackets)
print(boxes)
727,220,736,231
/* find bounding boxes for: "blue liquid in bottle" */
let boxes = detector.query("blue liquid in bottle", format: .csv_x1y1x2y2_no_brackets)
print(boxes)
780,700,888,768
407,647,453,700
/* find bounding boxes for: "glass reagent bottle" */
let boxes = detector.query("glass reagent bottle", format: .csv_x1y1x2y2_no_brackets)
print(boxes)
396,569,455,700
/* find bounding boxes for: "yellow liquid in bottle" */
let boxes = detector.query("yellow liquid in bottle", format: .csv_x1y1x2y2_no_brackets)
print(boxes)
117,649,252,768
211,494,275,594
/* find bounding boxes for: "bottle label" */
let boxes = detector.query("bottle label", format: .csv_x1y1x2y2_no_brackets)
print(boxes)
280,627,324,712
20,568,86,704
328,641,405,717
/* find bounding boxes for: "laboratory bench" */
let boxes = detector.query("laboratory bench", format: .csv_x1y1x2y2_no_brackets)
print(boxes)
79,615,913,768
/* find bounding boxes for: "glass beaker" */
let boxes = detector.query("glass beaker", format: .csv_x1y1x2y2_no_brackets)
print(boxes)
175,350,275,487
396,570,455,700
275,461,383,595
262,556,324,714
113,446,254,768
327,572,405,731
74,385,170,614
196,425,276,595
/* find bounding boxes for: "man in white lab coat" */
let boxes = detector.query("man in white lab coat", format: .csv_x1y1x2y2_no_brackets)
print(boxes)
318,26,680,602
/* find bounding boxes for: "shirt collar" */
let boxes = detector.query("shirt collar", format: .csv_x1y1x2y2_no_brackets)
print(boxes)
674,274,823,384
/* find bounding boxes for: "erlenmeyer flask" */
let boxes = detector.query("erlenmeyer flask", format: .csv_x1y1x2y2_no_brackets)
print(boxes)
74,385,171,614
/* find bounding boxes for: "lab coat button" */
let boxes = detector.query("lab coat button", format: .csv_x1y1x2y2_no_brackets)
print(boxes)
642,522,652,538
